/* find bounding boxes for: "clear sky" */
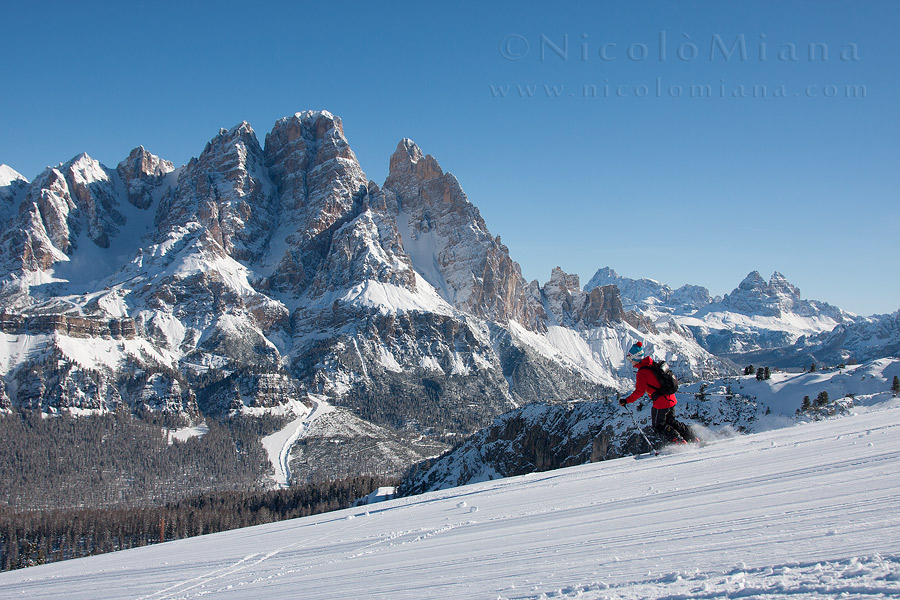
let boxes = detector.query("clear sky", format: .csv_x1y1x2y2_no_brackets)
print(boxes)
1,1,897,315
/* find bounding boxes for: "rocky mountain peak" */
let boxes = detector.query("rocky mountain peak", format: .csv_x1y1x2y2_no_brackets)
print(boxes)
541,267,625,328
116,146,174,209
262,111,370,296
386,139,443,187
264,110,365,228
0,165,29,224
264,111,353,177
585,267,673,311
0,164,28,186
214,121,258,147
381,140,545,330
31,154,123,253
723,270,807,317
157,121,273,261
548,266,581,294
585,267,618,287
737,270,767,290
768,271,801,300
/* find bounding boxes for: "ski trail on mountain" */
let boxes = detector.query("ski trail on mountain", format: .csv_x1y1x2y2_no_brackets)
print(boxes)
261,398,333,488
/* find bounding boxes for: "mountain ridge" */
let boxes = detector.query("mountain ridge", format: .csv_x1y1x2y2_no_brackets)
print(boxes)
0,110,893,505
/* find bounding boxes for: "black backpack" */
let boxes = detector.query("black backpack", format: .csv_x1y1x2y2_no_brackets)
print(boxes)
640,360,679,400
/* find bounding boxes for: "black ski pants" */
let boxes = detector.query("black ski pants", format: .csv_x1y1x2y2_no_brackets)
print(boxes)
651,406,694,442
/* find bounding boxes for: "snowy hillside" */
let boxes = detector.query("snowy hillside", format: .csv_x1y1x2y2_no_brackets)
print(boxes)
2,397,898,599
402,357,900,494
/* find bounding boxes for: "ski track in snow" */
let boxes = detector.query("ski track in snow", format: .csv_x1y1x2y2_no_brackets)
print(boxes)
3,406,900,599
260,399,332,488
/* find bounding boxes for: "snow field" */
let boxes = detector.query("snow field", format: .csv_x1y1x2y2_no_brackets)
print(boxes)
2,402,899,599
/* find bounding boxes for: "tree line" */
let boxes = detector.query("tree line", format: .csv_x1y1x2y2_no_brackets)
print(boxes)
0,475,397,571
0,411,273,510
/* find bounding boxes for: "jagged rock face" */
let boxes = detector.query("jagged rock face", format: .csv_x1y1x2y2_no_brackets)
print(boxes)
0,165,28,224
541,267,626,327
585,266,713,313
670,284,713,310
116,146,174,210
265,111,367,237
400,400,633,495
48,155,125,251
13,353,126,414
264,111,371,296
383,139,545,331
199,372,303,416
720,270,843,320
157,123,274,262
14,156,123,259
541,267,582,324
0,310,136,339
582,285,627,326
0,155,132,281
0,202,66,274
309,203,416,296
723,271,788,316
133,373,200,418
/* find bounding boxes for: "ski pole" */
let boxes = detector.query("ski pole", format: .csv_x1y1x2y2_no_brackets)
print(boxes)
625,404,658,456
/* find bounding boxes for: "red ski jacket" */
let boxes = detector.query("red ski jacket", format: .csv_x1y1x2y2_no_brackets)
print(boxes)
624,356,677,409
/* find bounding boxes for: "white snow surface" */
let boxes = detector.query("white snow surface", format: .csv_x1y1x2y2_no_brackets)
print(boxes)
0,164,27,186
4,401,900,599
338,274,454,316
167,422,210,444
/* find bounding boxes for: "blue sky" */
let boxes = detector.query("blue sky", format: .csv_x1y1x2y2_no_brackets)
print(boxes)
1,1,897,315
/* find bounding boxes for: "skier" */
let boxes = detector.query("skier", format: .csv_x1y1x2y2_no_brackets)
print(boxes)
619,341,697,443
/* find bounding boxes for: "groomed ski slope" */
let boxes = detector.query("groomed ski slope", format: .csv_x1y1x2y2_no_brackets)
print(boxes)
3,403,900,599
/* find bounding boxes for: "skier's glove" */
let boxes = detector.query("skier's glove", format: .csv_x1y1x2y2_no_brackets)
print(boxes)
619,398,628,407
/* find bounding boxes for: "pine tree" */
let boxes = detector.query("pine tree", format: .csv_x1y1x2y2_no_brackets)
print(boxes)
764,367,771,380
815,391,830,406
695,384,708,402
801,396,811,412
892,376,900,397
809,363,817,372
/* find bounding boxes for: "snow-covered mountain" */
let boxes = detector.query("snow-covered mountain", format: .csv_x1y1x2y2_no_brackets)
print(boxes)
2,392,898,599
585,266,717,315
2,110,890,499
735,310,900,368
0,111,731,494
584,267,871,364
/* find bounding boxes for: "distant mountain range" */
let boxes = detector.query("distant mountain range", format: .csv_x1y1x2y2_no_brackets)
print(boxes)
1,110,896,502
584,266,898,366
